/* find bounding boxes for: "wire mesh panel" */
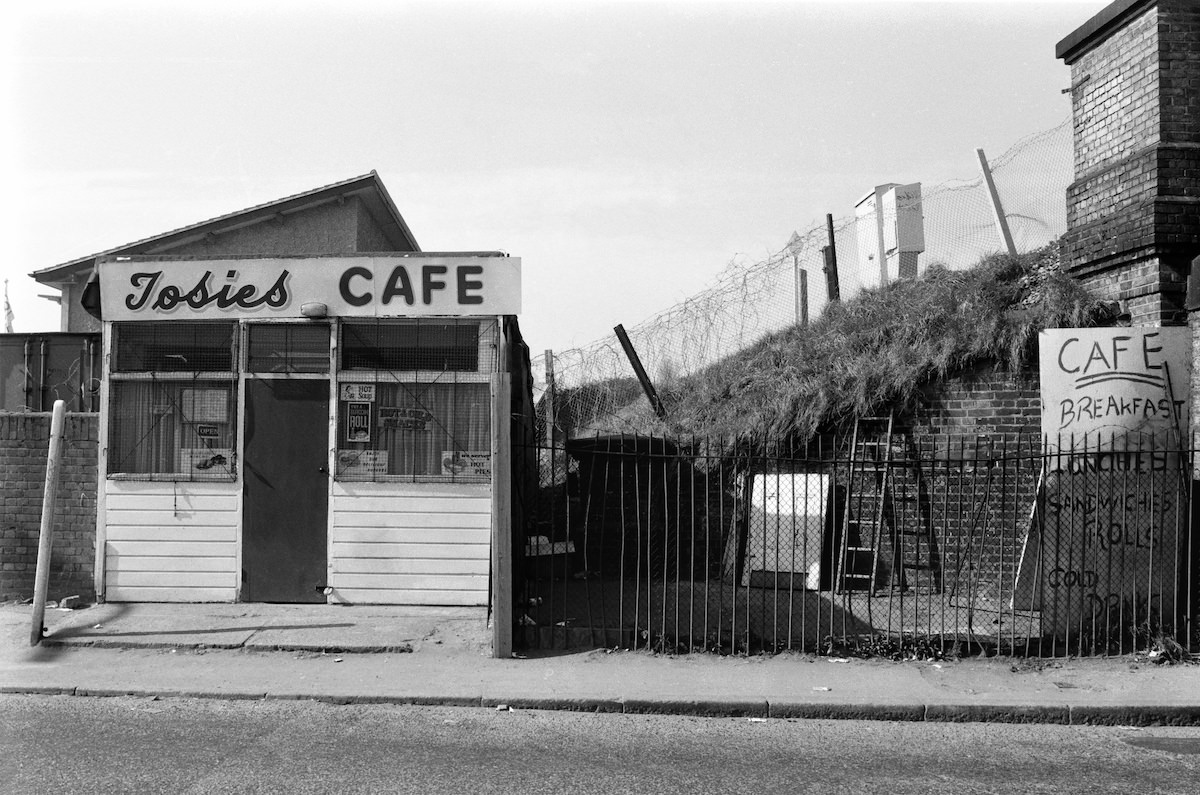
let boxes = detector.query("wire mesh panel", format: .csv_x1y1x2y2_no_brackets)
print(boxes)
246,324,330,373
107,321,238,481
334,318,498,483
113,322,235,373
107,379,237,479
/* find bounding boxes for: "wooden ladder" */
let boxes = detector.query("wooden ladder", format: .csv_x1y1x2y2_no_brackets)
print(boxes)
837,414,941,593
836,414,892,593
884,431,941,593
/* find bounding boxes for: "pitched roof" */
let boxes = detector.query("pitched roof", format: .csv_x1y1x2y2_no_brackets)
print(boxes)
30,171,420,285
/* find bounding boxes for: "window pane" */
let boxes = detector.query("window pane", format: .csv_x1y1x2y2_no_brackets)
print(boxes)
108,380,236,478
247,324,330,373
340,319,497,372
335,381,490,481
113,322,236,372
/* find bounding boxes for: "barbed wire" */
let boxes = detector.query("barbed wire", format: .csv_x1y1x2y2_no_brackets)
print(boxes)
536,117,1073,437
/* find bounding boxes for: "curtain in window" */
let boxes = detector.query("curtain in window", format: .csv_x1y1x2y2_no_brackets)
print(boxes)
108,380,235,477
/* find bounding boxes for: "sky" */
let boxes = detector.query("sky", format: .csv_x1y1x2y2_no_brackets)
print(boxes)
3,0,1106,355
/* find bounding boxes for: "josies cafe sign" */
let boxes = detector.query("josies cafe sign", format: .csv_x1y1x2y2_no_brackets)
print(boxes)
1013,328,1191,635
97,255,522,320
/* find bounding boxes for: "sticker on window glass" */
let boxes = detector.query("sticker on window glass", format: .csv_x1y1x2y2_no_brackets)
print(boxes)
345,402,372,443
337,449,388,478
442,451,490,477
379,407,434,431
180,448,234,473
340,384,376,402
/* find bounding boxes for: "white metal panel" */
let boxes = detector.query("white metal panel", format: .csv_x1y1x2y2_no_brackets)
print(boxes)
328,482,492,605
330,589,488,607
334,542,489,559
104,481,239,602
332,557,490,576
330,573,488,591
331,511,490,529
99,586,234,603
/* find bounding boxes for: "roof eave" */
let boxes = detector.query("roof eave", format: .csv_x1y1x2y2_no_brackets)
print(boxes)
30,171,420,285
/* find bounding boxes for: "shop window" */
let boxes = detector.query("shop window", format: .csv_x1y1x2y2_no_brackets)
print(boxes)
247,324,330,373
340,319,497,372
107,321,237,480
335,319,497,482
113,322,235,372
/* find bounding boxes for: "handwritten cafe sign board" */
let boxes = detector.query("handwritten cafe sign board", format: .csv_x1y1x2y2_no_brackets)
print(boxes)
1039,328,1190,457
1013,328,1191,633
98,255,521,320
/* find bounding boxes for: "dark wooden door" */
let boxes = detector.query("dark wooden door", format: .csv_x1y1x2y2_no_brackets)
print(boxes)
243,378,329,602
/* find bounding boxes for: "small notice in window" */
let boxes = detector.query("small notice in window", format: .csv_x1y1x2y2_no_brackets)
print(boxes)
180,448,234,474
379,407,434,431
195,424,219,439
441,451,490,477
345,402,372,442
337,449,388,478
340,384,376,402
180,388,228,423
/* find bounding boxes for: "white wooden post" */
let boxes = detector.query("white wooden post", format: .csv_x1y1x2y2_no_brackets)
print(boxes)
30,400,67,646
491,372,513,658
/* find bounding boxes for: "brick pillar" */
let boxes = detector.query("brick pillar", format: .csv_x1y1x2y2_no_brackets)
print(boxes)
1058,0,1200,327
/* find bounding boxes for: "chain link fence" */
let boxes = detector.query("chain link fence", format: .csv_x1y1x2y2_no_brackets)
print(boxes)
535,119,1073,437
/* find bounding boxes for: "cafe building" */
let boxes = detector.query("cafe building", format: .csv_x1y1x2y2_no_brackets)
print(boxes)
87,252,527,606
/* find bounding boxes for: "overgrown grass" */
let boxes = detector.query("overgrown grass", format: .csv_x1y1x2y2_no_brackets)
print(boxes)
600,245,1112,446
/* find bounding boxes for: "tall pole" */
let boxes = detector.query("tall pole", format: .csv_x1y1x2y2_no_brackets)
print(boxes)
30,400,66,646
977,148,1018,256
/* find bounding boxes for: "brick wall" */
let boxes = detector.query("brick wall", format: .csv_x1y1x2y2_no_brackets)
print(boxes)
1060,0,1200,325
0,413,99,602
901,362,1043,605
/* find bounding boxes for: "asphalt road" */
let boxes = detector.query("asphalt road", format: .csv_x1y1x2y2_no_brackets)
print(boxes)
3,694,1200,794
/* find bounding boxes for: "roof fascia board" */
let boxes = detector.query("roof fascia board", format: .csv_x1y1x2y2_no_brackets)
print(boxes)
1056,0,1156,65
30,172,415,284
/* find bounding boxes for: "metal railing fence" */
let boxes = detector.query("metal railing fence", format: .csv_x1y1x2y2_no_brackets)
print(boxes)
514,431,1197,658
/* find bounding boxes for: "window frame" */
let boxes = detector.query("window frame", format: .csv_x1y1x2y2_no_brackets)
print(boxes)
333,318,498,484
105,320,240,481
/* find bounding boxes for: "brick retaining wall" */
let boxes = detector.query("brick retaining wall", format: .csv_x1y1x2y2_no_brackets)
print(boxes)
0,413,99,602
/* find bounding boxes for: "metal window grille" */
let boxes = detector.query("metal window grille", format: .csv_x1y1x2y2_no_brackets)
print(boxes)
107,379,237,479
334,318,498,483
108,321,237,480
247,323,330,373
340,318,497,372
113,322,235,372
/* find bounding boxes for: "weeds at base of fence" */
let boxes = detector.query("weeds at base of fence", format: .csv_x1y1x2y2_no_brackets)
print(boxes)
821,634,957,662
641,630,967,660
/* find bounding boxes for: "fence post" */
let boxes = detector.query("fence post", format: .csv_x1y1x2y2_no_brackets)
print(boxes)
491,373,513,659
614,324,666,419
30,400,66,646
977,148,1018,256
821,213,841,302
543,349,556,448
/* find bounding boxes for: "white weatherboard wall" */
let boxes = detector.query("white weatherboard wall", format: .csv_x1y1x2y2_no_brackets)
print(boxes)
103,481,240,602
330,482,491,605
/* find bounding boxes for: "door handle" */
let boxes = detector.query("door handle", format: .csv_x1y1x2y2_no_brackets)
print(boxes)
318,466,328,474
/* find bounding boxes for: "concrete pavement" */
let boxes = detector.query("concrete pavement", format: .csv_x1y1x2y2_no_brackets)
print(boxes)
3,601,1200,725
